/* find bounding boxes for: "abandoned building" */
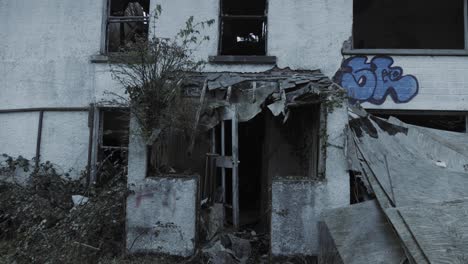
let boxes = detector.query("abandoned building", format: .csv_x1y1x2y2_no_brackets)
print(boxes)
2,0,468,263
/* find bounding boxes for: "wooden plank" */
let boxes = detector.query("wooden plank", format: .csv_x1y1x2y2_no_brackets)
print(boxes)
350,114,468,263
90,106,101,183
320,200,406,264
351,133,394,208
231,106,239,228
385,208,429,264
353,117,468,207
211,128,217,201
397,200,468,264
215,156,234,168
221,121,226,203
318,221,344,264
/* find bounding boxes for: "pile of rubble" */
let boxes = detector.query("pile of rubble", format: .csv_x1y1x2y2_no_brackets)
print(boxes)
320,108,468,263
0,158,128,263
199,230,269,264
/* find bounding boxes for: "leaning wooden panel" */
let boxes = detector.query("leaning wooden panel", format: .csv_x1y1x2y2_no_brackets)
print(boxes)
385,208,429,264
320,200,406,264
397,200,468,264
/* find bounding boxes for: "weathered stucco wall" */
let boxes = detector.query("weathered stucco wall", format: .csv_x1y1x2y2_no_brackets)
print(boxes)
126,117,199,256
271,179,319,256
9,0,468,177
0,0,103,175
153,0,352,77
0,112,39,159
271,106,349,256
126,177,198,257
336,55,468,111
40,112,90,179
0,0,102,109
0,111,89,180
0,112,40,184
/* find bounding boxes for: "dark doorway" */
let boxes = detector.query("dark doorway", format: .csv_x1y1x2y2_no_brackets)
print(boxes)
238,113,265,229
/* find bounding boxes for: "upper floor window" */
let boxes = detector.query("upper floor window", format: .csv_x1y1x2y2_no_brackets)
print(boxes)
353,0,465,50
106,0,150,53
219,0,267,55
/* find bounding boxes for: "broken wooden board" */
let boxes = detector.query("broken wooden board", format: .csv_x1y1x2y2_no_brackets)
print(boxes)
354,140,425,263
385,208,429,264
319,200,406,264
396,199,468,264
351,116,468,208
349,112,468,263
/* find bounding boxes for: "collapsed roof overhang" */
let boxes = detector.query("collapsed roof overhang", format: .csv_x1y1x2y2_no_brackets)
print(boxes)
321,106,468,263
184,67,344,131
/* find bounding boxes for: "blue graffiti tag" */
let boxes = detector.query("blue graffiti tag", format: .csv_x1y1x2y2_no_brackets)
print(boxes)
334,56,419,105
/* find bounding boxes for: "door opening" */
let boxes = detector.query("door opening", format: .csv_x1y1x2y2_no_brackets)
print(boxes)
238,112,265,230
213,111,268,231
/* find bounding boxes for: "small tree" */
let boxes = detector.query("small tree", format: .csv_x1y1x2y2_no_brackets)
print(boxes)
106,6,214,174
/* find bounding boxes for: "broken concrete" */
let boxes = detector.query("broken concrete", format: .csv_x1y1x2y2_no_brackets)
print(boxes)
271,178,319,257
203,203,224,241
126,116,200,256
126,176,198,257
202,233,251,264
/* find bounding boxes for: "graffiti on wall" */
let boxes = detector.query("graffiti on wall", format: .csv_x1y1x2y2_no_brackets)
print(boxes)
334,56,419,105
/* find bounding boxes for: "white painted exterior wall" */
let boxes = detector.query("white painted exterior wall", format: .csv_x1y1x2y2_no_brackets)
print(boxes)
1,0,467,256
2,0,468,109
357,56,468,111
0,0,346,177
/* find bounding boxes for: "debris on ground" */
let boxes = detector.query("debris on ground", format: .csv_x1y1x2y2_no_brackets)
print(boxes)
0,157,128,264
322,108,468,263
201,233,251,264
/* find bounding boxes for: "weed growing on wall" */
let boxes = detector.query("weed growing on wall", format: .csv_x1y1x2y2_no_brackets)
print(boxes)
105,5,213,175
106,5,214,143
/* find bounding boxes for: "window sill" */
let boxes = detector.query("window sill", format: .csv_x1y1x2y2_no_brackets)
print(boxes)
343,48,468,56
90,54,146,64
209,55,277,64
90,55,109,63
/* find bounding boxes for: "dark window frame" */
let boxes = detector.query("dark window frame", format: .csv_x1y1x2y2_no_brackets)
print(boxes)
210,0,277,63
102,0,150,54
92,107,130,183
346,0,468,56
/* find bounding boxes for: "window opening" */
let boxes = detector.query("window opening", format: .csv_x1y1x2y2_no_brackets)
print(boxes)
106,0,150,53
353,0,465,49
219,0,267,55
97,109,130,183
373,113,467,132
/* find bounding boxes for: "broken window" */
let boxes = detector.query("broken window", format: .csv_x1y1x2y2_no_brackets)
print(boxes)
353,0,465,49
372,112,467,132
97,109,130,183
219,0,267,55
106,0,150,52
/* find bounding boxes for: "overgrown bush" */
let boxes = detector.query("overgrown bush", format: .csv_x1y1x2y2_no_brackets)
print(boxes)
0,155,127,264
105,5,213,175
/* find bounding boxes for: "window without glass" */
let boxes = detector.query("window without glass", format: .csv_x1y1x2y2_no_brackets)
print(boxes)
219,0,267,55
96,109,130,182
372,112,467,132
353,0,465,49
106,0,150,52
